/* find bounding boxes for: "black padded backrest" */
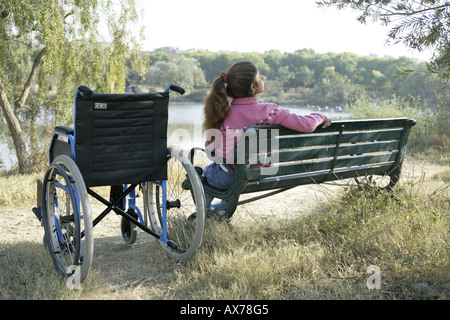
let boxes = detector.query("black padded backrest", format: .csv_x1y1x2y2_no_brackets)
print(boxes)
75,91,169,187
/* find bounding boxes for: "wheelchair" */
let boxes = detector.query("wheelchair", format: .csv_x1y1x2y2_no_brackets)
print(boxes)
32,85,206,283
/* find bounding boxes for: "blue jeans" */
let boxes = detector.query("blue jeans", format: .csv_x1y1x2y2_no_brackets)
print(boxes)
203,162,232,209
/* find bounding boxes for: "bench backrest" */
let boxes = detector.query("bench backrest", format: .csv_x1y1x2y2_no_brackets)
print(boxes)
236,118,416,193
73,89,169,187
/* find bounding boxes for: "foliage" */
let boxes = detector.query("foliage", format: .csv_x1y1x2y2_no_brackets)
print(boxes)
135,47,448,109
344,92,450,163
144,55,206,90
316,0,450,83
0,0,147,173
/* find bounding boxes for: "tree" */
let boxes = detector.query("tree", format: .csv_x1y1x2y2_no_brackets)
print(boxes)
286,65,316,88
146,55,206,90
263,50,283,80
317,0,450,83
0,0,146,173
314,66,354,105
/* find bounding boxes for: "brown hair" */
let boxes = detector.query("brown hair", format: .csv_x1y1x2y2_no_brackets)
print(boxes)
203,61,261,130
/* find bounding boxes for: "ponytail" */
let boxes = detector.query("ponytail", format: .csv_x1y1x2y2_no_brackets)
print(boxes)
203,77,229,130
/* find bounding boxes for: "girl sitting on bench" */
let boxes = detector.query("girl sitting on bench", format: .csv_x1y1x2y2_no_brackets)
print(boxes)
202,61,332,218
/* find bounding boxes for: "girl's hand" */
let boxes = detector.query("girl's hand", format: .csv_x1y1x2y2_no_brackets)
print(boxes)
322,117,332,128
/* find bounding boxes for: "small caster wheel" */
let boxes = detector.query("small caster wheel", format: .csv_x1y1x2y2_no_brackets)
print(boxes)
121,209,138,244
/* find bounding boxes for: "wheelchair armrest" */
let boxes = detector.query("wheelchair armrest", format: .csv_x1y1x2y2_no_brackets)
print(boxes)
164,85,185,95
188,147,205,164
49,126,75,163
188,147,232,169
54,126,74,136
77,85,94,97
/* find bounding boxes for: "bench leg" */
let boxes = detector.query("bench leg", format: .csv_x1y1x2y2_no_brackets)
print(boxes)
222,193,240,219
354,166,401,192
386,166,401,192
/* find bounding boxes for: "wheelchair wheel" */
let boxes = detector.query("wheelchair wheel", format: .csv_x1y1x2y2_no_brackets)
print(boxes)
42,155,93,283
145,147,206,260
120,210,138,245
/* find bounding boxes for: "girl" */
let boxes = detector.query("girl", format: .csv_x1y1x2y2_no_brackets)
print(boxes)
202,61,332,217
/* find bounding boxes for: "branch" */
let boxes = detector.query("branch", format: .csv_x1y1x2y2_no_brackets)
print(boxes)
64,8,74,19
380,4,449,17
8,23,38,40
370,4,396,16
7,6,74,40
8,38,30,47
15,47,47,112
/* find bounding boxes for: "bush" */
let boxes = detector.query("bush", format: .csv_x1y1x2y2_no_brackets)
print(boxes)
344,94,450,164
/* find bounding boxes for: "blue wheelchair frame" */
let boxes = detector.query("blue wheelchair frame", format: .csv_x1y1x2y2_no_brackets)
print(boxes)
35,85,185,251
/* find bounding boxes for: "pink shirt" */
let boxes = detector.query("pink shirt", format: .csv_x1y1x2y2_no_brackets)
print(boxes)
205,97,327,161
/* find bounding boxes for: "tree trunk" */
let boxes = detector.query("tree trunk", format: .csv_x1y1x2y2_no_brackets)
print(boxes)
0,78,29,173
0,47,46,173
15,48,47,114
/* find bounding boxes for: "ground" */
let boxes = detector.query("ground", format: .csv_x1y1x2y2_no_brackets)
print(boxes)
0,158,447,299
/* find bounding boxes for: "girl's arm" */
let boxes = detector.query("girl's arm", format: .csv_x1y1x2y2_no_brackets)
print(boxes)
268,105,330,132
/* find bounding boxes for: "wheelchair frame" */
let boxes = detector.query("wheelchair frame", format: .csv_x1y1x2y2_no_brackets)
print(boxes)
32,85,206,283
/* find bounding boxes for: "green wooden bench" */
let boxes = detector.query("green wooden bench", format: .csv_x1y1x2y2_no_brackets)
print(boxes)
189,117,416,219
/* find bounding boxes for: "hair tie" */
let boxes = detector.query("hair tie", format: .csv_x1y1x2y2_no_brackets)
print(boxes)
220,72,228,83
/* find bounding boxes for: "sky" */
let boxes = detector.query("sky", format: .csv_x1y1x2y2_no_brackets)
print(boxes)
136,0,433,62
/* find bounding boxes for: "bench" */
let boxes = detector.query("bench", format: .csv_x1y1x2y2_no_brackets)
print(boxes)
189,117,416,218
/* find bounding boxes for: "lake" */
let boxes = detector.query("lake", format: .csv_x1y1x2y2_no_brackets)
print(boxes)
1,102,349,170
167,102,348,150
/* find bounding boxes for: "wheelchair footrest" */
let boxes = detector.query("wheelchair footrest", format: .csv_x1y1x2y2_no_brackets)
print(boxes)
167,240,186,253
33,179,44,224
32,207,42,222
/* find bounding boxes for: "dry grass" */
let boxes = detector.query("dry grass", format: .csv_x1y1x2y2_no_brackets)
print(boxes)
0,161,449,300
0,171,44,206
169,174,449,300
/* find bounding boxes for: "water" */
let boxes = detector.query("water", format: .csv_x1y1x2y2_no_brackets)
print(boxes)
1,102,348,170
167,102,349,151
0,142,12,170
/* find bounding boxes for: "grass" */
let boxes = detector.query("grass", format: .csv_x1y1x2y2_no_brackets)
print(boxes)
1,162,448,300
0,171,43,206
170,175,449,300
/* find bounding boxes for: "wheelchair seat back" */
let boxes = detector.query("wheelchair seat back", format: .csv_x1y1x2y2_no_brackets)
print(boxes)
50,87,169,187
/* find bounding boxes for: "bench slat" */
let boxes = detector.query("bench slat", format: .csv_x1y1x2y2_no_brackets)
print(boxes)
254,128,404,151
338,140,400,156
247,151,398,180
340,129,403,144
276,145,335,163
243,163,395,193
250,118,415,137
256,140,400,164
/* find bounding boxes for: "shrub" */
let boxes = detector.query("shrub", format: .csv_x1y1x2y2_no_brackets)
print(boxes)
344,94,450,164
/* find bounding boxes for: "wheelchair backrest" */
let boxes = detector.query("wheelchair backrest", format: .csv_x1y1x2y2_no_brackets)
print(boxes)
72,87,169,187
